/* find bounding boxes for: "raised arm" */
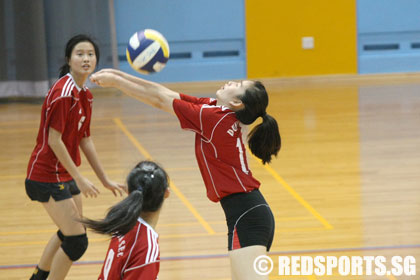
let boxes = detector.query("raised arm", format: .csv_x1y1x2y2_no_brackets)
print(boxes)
90,69,180,115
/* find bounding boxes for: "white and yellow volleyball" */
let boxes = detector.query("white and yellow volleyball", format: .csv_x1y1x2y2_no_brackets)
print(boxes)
126,29,170,74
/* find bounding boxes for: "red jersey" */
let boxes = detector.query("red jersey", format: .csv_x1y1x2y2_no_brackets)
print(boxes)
27,73,93,183
173,93,260,202
98,218,160,280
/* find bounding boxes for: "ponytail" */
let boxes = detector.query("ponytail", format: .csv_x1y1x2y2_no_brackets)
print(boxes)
82,161,168,236
59,64,70,78
235,81,281,164
248,114,281,164
82,190,143,236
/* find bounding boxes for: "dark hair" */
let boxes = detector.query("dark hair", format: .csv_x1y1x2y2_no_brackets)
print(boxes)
235,81,281,164
59,34,100,78
82,161,168,236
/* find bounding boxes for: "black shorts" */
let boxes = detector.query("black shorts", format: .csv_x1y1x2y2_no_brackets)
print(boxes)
25,179,81,202
220,189,275,251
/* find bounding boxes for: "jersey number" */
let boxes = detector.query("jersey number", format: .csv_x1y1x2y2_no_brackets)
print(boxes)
236,137,249,174
103,249,115,280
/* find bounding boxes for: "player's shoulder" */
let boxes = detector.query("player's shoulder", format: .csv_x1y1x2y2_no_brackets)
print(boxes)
180,94,216,105
124,220,150,243
201,104,229,111
201,104,236,120
49,74,76,100
138,218,158,240
206,97,217,105
120,220,155,254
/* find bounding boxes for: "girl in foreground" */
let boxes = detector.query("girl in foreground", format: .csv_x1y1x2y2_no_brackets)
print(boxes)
83,160,170,280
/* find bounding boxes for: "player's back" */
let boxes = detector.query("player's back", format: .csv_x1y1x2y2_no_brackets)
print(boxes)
98,218,160,280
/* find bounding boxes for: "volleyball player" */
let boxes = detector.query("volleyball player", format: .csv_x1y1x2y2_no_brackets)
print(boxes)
25,35,126,280
90,68,280,280
82,160,170,280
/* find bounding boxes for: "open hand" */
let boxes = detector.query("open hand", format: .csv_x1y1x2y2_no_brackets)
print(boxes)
103,180,127,197
75,177,100,198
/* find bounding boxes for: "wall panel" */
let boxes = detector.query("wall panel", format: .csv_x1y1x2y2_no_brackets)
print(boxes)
246,0,357,78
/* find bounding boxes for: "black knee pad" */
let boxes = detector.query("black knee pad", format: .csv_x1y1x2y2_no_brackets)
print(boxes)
57,230,64,242
61,233,88,261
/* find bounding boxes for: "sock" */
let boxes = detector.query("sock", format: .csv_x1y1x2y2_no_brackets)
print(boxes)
30,266,49,280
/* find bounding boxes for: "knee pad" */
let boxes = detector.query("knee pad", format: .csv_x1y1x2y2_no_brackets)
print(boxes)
57,230,64,242
61,233,88,261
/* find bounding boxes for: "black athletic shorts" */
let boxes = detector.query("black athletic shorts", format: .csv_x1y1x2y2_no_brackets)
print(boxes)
220,189,275,251
25,179,81,202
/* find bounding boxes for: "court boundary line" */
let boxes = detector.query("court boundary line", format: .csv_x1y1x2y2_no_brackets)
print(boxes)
2,243,419,270
252,155,333,229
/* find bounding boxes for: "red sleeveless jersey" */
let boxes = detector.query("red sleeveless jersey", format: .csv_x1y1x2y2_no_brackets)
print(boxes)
98,218,160,280
26,73,92,183
173,94,260,202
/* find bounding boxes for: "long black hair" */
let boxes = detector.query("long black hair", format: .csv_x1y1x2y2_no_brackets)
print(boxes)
235,81,281,164
59,34,100,78
82,161,168,236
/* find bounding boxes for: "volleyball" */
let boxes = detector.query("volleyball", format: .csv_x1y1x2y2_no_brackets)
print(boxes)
126,29,170,74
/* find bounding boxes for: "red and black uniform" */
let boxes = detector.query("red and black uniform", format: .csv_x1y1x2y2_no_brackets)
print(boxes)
173,94,275,251
25,73,92,202
98,218,160,280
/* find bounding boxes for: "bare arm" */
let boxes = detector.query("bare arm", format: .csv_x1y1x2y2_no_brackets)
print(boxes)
91,69,180,115
48,128,99,198
80,137,126,196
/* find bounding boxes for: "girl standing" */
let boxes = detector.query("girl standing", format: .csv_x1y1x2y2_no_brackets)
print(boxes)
25,35,125,280
91,68,280,280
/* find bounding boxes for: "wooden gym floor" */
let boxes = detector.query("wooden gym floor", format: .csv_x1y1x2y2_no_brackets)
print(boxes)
0,73,419,279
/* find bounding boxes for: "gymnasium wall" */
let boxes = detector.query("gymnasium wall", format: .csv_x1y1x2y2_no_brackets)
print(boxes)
112,0,420,82
357,0,420,74
245,0,358,78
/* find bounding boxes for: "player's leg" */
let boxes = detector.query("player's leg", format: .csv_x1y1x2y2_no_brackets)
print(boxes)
35,231,63,273
72,194,83,216
35,188,81,274
42,196,87,280
227,209,273,280
221,190,275,280
229,245,268,280
26,180,83,280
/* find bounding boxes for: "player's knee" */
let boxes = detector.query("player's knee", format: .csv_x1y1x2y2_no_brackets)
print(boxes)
61,233,88,261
